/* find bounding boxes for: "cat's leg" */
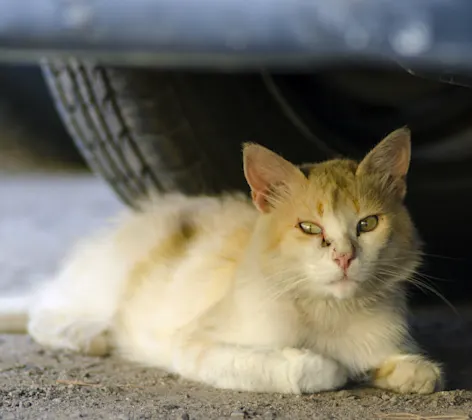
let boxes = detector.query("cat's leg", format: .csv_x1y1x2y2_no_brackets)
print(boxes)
372,354,443,394
28,237,126,356
171,339,348,394
29,308,110,357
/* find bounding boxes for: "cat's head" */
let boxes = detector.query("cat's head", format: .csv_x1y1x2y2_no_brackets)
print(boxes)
243,128,421,300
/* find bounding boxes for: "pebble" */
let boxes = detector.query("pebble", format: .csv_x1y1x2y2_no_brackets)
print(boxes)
230,411,246,418
336,390,352,398
177,413,190,420
381,393,391,401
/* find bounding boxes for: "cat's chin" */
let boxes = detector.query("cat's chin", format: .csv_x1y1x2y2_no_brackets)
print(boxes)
323,278,360,300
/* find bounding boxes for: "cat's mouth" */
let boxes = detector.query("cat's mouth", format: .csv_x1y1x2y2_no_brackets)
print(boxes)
329,276,352,285
326,277,359,299
328,271,356,284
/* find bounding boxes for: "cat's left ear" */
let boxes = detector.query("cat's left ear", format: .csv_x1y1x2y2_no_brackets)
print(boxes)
243,143,305,213
356,127,411,198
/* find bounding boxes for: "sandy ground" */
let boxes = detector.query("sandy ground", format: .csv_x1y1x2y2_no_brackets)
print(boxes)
1,173,472,420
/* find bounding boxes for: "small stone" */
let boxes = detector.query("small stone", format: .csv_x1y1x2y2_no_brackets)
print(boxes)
178,413,190,420
389,396,398,404
230,411,246,418
336,390,351,398
381,393,390,401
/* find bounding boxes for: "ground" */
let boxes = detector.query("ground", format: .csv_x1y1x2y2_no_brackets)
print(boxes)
1,173,472,420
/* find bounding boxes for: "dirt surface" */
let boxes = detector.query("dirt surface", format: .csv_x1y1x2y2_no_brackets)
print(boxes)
1,174,472,420
0,330,471,420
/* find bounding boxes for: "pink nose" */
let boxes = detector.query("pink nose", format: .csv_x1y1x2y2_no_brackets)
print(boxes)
333,250,355,271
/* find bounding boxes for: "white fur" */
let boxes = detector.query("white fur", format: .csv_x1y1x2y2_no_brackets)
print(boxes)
0,192,441,394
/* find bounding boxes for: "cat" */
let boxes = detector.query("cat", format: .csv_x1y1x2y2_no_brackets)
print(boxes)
0,127,443,395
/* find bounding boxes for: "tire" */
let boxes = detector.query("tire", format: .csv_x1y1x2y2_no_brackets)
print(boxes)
41,60,329,207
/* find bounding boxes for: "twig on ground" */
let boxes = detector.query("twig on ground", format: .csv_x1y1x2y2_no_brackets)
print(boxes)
56,378,148,389
376,413,469,420
56,379,101,387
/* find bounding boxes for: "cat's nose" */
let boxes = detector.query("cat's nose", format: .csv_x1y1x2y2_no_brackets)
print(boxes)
333,249,355,271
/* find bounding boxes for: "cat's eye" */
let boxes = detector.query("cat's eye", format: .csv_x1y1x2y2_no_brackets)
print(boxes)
357,215,379,234
298,221,323,235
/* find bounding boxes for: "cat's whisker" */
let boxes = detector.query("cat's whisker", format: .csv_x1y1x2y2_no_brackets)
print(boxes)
262,271,303,285
407,280,460,317
376,262,453,284
371,268,459,316
409,271,453,284
381,248,463,262
265,277,310,303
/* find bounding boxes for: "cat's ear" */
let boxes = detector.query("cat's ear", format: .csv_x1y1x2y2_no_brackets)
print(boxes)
243,143,305,213
356,127,411,198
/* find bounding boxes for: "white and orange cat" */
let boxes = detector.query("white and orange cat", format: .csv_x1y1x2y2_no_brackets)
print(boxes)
0,127,442,394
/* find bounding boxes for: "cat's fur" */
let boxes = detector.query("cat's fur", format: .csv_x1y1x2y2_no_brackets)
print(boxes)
0,127,443,394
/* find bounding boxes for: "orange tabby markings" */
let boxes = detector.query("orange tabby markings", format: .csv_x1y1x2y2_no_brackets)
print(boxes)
127,219,197,296
374,359,397,380
352,198,360,214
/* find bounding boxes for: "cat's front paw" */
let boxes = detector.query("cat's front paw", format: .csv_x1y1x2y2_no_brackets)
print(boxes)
28,311,110,357
373,354,443,394
283,348,348,394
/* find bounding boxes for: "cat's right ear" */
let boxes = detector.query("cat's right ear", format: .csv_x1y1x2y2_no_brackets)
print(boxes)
243,143,305,213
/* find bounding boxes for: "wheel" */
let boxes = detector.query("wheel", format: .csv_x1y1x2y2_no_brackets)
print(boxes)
40,60,330,207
